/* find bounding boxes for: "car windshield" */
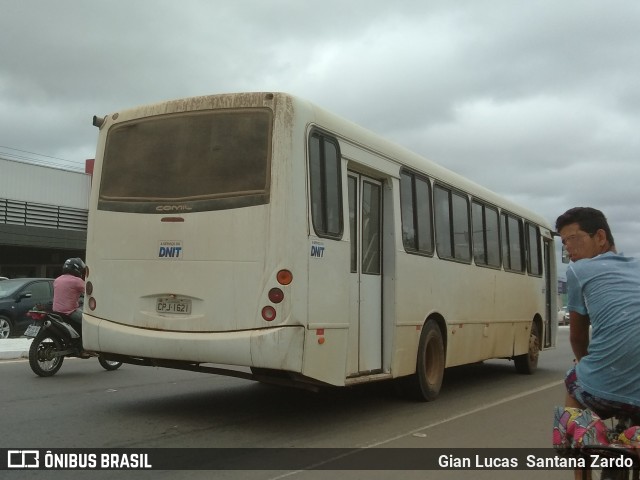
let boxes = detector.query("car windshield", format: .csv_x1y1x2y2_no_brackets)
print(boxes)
0,279,27,297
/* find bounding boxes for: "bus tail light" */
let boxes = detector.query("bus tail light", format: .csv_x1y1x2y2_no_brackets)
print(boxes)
268,288,284,304
88,297,97,311
86,281,94,296
262,269,292,322
276,269,293,285
262,306,276,322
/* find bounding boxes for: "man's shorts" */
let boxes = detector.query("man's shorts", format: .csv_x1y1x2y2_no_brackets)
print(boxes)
565,366,640,420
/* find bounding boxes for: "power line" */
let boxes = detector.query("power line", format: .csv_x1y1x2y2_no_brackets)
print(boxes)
0,146,74,163
0,145,85,172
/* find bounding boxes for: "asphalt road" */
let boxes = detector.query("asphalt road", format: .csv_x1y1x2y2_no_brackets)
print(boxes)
1,327,575,480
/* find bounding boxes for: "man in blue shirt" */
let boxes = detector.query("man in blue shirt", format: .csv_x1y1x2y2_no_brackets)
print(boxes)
556,207,640,420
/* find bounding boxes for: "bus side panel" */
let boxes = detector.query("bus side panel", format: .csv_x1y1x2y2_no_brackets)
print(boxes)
512,321,534,357
390,325,422,378
302,328,349,387
393,252,545,369
445,324,517,367
304,236,351,385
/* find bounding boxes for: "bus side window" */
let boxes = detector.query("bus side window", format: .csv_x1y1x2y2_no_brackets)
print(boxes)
400,170,434,255
434,184,471,263
472,201,501,268
526,222,543,276
502,213,525,272
309,132,343,239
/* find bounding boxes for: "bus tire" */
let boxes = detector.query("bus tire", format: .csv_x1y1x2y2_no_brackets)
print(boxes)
98,356,123,371
514,321,540,375
400,320,445,402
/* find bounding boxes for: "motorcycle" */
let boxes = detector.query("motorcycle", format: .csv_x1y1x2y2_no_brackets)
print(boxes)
554,406,640,479
24,307,122,377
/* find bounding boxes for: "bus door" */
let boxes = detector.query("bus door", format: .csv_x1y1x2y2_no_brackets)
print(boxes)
347,172,383,374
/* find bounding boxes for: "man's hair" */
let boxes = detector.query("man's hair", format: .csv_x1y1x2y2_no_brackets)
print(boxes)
555,207,615,245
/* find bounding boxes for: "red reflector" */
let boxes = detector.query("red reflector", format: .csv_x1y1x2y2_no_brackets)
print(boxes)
261,306,276,322
276,269,293,285
268,288,284,304
88,297,97,311
161,217,185,222
27,311,47,320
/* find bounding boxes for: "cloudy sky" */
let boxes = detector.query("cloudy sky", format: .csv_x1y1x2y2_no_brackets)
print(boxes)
1,1,639,271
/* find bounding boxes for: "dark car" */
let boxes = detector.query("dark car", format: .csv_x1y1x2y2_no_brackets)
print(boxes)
0,278,54,338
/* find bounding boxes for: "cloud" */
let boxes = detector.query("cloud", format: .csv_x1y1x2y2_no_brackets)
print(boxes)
1,0,639,260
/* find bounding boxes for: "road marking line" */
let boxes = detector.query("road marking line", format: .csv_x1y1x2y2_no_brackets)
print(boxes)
368,379,564,447
267,379,563,479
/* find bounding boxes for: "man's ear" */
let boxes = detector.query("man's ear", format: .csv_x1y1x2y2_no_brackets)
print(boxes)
595,228,608,247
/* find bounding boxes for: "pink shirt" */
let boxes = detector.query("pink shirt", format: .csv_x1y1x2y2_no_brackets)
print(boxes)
53,274,85,314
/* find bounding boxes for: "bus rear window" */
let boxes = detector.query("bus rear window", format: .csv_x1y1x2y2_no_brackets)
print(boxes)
98,108,272,213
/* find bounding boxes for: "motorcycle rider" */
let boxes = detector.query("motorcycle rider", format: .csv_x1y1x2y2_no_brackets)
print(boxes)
52,257,86,336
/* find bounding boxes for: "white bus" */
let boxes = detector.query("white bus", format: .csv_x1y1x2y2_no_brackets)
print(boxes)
83,92,557,400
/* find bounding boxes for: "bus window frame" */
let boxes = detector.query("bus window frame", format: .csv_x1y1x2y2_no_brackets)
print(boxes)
308,128,344,240
399,168,435,257
471,199,502,270
433,182,472,264
501,211,526,274
525,222,543,277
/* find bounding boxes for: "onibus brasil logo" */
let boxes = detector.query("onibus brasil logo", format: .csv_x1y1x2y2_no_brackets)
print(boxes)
6,450,152,469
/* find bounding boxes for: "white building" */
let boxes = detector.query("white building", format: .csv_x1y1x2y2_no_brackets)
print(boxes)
0,157,91,278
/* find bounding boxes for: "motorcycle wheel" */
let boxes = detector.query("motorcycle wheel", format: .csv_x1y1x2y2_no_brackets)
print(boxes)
98,356,122,371
29,332,65,377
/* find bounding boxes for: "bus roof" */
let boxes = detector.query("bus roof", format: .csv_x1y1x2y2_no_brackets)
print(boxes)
290,93,551,231
102,91,552,231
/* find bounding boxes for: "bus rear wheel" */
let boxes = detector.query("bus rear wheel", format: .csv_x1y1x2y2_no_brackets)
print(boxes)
401,320,445,402
514,321,540,374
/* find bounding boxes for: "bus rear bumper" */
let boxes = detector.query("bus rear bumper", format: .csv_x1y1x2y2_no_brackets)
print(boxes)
82,314,304,372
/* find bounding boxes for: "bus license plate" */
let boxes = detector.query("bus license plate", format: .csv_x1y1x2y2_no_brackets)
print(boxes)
24,324,41,338
156,298,192,315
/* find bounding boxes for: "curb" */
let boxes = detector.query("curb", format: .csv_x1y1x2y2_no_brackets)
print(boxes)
0,339,32,360
0,351,28,360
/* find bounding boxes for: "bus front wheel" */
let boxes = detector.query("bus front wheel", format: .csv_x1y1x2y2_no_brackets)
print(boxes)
514,321,540,375
402,319,445,402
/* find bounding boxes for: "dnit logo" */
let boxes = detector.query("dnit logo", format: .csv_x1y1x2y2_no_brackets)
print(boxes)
158,240,183,259
8,450,39,468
